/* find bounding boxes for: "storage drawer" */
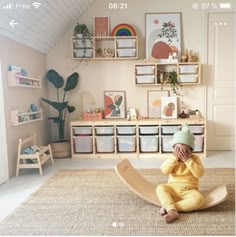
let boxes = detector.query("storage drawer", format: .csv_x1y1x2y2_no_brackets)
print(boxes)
117,126,136,135
136,65,155,75
117,39,136,48
189,125,204,134
161,125,181,135
179,65,199,74
74,49,93,58
193,135,204,152
179,75,198,83
95,126,114,135
161,136,174,152
136,75,155,84
117,49,136,57
139,126,159,135
117,136,136,152
73,39,93,48
74,136,93,153
140,136,159,152
74,126,92,135
95,136,114,153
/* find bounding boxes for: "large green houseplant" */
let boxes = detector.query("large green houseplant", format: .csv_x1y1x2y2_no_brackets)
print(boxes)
42,69,79,158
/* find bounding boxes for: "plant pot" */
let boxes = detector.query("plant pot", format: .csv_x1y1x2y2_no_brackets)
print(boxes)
50,140,71,159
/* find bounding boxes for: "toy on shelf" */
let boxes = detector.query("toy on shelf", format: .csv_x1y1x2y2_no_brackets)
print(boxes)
111,23,137,36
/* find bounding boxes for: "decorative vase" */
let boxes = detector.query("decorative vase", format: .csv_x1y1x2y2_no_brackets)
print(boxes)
50,140,71,159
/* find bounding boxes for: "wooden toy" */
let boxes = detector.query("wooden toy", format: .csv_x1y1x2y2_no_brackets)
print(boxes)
115,159,228,210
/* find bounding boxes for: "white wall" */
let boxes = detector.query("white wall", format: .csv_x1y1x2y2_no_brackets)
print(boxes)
0,35,49,177
46,0,215,140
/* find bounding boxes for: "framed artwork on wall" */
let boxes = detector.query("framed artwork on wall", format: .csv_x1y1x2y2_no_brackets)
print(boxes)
104,91,126,119
147,90,169,118
161,96,178,119
145,12,182,61
94,16,110,36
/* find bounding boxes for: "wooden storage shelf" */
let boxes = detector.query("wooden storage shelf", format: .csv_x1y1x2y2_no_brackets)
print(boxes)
7,71,41,88
72,36,138,60
135,62,201,86
70,118,206,159
11,108,43,126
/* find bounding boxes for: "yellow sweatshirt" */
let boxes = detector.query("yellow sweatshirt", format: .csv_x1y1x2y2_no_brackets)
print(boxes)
161,154,204,188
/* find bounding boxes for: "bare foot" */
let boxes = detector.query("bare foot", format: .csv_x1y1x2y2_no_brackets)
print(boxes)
164,209,179,223
159,207,167,216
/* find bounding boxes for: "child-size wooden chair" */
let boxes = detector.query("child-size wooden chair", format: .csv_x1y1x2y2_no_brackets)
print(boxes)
16,134,54,176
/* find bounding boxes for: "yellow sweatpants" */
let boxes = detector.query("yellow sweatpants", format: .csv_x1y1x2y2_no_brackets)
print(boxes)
156,183,205,212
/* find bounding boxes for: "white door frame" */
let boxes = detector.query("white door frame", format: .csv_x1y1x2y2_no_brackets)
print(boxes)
0,58,9,184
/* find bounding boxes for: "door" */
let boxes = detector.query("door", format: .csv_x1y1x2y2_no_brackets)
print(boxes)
207,12,235,150
0,59,9,184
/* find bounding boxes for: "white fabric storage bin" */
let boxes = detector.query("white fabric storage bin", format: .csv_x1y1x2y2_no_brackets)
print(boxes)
136,76,155,84
179,75,198,83
139,126,159,135
74,136,93,153
193,135,204,152
161,125,181,135
74,127,92,135
95,126,114,135
117,49,136,57
74,49,93,58
117,136,136,152
161,136,174,152
117,39,136,48
136,66,155,75
95,136,114,153
189,125,204,134
117,126,136,135
140,136,159,152
73,39,93,48
179,65,199,74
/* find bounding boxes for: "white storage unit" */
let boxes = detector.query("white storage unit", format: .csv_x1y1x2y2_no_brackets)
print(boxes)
117,38,136,48
95,136,115,153
70,118,206,159
161,125,181,134
74,136,93,153
139,126,159,135
140,136,159,152
136,75,155,84
74,49,93,58
117,49,136,57
179,75,198,83
136,65,155,75
179,64,199,74
73,39,93,48
117,136,136,152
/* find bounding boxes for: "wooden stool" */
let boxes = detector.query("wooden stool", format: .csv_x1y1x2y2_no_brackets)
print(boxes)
16,134,54,176
115,159,228,210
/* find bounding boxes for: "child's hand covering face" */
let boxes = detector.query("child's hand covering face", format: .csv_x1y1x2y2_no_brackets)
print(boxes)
173,144,192,161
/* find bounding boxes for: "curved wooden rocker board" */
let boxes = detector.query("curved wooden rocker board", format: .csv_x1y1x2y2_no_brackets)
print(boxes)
115,159,228,210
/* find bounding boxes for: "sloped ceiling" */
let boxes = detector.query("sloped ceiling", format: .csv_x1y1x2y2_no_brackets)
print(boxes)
0,0,95,54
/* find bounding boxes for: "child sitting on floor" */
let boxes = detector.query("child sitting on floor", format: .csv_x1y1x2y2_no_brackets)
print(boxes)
156,124,205,223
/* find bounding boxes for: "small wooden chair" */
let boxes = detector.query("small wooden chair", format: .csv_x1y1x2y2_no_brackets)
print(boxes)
16,134,54,176
115,159,228,210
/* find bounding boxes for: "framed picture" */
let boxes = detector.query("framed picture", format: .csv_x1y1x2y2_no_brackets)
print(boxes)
147,90,169,118
104,91,126,119
94,16,110,36
145,13,182,61
161,96,178,119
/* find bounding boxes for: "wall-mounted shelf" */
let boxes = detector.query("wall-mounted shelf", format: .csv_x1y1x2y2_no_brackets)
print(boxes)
72,36,138,60
7,71,41,88
10,108,43,126
135,62,201,86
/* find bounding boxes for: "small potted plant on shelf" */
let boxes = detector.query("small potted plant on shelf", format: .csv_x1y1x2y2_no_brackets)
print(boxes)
41,69,79,158
73,22,93,58
159,70,183,96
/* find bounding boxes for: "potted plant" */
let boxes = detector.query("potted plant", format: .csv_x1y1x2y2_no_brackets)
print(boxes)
41,69,79,158
160,70,183,96
74,22,93,57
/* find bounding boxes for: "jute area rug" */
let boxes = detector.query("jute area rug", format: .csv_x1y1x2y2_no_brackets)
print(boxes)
0,168,235,236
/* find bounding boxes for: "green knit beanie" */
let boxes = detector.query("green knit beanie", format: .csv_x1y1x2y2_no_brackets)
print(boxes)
172,124,195,149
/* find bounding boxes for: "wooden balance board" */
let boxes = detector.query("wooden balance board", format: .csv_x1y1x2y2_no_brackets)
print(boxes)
115,159,228,210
